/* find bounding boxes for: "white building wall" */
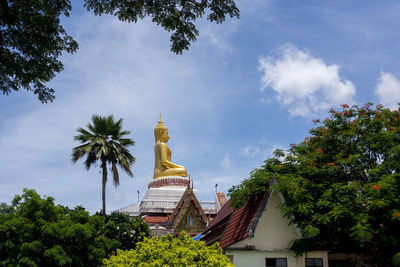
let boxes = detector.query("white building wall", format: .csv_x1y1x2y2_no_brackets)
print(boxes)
224,250,328,267
228,191,300,250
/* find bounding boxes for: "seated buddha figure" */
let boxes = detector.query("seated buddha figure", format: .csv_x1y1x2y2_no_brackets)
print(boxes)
153,115,188,179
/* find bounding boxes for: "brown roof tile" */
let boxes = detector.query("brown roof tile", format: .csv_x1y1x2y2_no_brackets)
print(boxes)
219,194,264,248
205,201,233,231
201,201,233,245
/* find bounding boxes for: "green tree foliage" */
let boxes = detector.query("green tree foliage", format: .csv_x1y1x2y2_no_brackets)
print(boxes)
102,212,151,251
0,0,78,102
83,0,240,54
72,115,135,216
0,189,150,266
229,104,400,266
104,232,233,266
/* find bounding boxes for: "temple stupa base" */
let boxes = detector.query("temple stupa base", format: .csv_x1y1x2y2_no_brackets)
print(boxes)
148,176,190,189
141,176,195,214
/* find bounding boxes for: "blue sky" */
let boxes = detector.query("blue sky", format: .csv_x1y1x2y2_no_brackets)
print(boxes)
1,0,400,213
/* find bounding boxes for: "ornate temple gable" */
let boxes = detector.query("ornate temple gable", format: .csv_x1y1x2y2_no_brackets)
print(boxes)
175,204,206,234
169,185,208,236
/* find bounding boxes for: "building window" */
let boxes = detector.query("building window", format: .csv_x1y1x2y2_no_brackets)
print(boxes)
306,258,323,267
187,213,194,228
265,258,287,267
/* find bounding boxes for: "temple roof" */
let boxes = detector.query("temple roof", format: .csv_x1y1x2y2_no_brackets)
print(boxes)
205,200,232,232
202,177,276,248
170,185,208,230
115,202,140,216
219,194,264,248
143,216,169,224
201,200,233,246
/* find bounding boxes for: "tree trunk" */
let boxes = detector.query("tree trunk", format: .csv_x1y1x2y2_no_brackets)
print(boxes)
101,158,107,216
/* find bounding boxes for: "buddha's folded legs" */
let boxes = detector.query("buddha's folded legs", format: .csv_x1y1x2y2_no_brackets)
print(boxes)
158,167,187,178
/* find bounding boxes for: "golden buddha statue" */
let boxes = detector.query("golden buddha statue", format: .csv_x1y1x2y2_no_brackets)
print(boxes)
153,115,188,179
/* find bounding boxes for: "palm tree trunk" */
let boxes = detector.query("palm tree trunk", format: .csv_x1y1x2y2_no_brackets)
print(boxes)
101,158,107,216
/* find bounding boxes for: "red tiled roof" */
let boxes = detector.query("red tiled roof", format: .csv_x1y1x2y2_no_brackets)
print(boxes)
205,200,233,231
201,201,233,245
219,194,264,248
143,216,168,224
216,192,228,208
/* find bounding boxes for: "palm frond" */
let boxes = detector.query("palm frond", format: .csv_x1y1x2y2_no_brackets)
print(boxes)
118,138,135,146
74,127,94,140
84,151,97,170
111,162,120,187
72,143,92,162
118,130,130,136
116,148,135,177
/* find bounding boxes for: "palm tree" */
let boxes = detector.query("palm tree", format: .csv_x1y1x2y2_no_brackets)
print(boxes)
72,115,135,216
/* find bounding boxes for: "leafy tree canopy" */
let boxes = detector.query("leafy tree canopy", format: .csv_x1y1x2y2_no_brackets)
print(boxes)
229,103,400,266
0,0,78,102
104,232,233,266
101,211,151,251
0,189,150,266
83,0,240,54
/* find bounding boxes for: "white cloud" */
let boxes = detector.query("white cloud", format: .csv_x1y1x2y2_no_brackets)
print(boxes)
236,0,274,19
198,19,238,53
220,154,232,170
259,44,356,117
241,145,261,158
241,138,287,164
375,72,400,110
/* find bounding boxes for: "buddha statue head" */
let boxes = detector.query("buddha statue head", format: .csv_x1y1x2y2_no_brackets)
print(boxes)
154,115,169,143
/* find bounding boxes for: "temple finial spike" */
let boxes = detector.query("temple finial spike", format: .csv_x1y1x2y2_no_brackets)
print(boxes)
158,113,163,123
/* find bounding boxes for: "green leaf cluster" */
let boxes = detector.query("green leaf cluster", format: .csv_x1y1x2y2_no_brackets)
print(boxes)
104,232,233,267
229,104,400,265
0,189,150,266
0,0,78,102
101,212,151,252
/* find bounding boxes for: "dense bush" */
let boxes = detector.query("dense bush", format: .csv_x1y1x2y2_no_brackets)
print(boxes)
104,232,233,267
102,211,151,251
0,189,150,266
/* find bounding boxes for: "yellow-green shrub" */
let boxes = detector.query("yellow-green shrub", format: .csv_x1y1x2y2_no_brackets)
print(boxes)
104,232,233,267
